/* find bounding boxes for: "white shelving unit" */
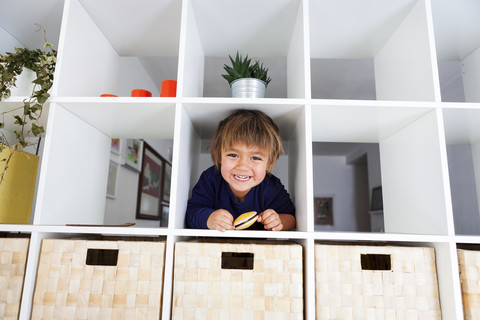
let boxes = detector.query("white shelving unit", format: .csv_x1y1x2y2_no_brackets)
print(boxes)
2,0,480,318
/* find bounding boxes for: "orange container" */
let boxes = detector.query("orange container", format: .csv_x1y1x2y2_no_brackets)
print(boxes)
131,89,152,97
160,80,177,97
100,94,117,97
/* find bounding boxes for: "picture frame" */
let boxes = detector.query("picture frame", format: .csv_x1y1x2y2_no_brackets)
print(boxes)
160,203,169,227
106,161,120,199
163,161,171,203
111,138,122,155
110,138,125,164
124,139,143,171
371,186,383,211
314,197,333,225
136,142,164,220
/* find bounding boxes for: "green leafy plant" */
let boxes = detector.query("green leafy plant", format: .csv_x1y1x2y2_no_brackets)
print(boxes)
0,25,56,183
222,51,271,87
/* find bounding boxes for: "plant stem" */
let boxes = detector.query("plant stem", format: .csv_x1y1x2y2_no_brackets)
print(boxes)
0,105,24,116
0,147,14,185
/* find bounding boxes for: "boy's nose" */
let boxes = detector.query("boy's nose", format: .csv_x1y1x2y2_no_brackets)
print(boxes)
236,157,249,169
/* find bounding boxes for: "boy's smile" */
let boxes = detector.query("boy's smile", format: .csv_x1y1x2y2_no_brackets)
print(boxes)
220,143,269,202
234,174,250,181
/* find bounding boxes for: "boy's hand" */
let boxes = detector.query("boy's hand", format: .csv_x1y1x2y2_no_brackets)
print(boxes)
257,209,283,231
207,209,235,232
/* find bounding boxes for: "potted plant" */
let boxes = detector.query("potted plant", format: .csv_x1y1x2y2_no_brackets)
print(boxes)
222,51,271,98
0,26,56,223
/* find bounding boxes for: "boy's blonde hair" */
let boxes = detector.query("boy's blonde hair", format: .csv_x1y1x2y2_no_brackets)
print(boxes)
210,109,284,172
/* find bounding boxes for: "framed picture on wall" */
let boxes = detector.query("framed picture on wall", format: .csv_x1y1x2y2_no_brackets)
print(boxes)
111,138,122,155
314,197,333,225
124,139,143,171
161,203,169,227
163,161,171,203
136,142,164,220
106,161,120,198
110,138,125,164
370,186,383,211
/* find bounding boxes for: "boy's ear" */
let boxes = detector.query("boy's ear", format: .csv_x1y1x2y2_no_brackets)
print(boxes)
266,163,274,173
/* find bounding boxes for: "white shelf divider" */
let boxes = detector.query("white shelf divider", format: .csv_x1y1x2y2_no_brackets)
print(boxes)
434,108,456,236
290,106,312,233
177,0,205,98
54,0,120,97
374,0,439,101
287,0,309,99
432,241,464,319
160,234,176,320
33,104,111,225
172,104,201,229
303,238,316,319
380,108,450,235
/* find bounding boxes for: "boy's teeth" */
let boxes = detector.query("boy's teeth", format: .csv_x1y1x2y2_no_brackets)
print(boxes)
235,175,249,181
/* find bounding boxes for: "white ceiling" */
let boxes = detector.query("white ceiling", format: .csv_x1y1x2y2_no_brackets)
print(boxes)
312,142,372,157
0,0,64,50
79,0,182,57
309,0,417,59
191,0,299,57
431,0,480,61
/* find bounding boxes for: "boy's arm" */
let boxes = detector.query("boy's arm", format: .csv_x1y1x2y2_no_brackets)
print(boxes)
262,176,296,231
279,213,296,231
186,206,213,229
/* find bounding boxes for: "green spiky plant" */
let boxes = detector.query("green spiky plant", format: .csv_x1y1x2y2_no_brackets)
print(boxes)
0,25,56,184
222,51,271,87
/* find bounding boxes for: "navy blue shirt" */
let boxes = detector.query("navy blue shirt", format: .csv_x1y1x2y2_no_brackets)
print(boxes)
186,166,295,229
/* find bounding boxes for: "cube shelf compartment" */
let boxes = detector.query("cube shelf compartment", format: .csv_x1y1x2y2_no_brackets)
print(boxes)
1,0,480,318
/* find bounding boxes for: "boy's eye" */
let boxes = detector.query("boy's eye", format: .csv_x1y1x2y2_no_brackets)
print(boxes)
227,153,238,158
252,156,262,161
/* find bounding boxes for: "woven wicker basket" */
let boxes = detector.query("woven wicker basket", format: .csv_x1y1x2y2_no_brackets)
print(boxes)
31,238,165,320
458,248,480,319
315,243,441,319
0,237,29,320
172,239,303,320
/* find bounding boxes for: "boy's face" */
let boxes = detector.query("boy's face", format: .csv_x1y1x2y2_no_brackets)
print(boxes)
220,142,269,202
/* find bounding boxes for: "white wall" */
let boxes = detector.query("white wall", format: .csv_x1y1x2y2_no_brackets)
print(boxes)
310,59,376,100
116,57,161,97
347,143,383,200
438,61,466,102
0,27,25,52
103,138,173,227
312,155,370,232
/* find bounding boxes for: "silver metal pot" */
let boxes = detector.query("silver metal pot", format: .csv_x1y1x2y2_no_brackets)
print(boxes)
230,78,266,98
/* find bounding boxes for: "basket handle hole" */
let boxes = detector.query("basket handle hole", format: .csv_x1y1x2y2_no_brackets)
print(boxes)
221,252,254,270
86,248,119,266
361,253,391,271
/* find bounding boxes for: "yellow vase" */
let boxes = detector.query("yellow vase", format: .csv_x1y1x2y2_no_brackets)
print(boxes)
0,146,39,224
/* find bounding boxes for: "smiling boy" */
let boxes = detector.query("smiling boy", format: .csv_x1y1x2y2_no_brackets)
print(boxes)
186,109,296,231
